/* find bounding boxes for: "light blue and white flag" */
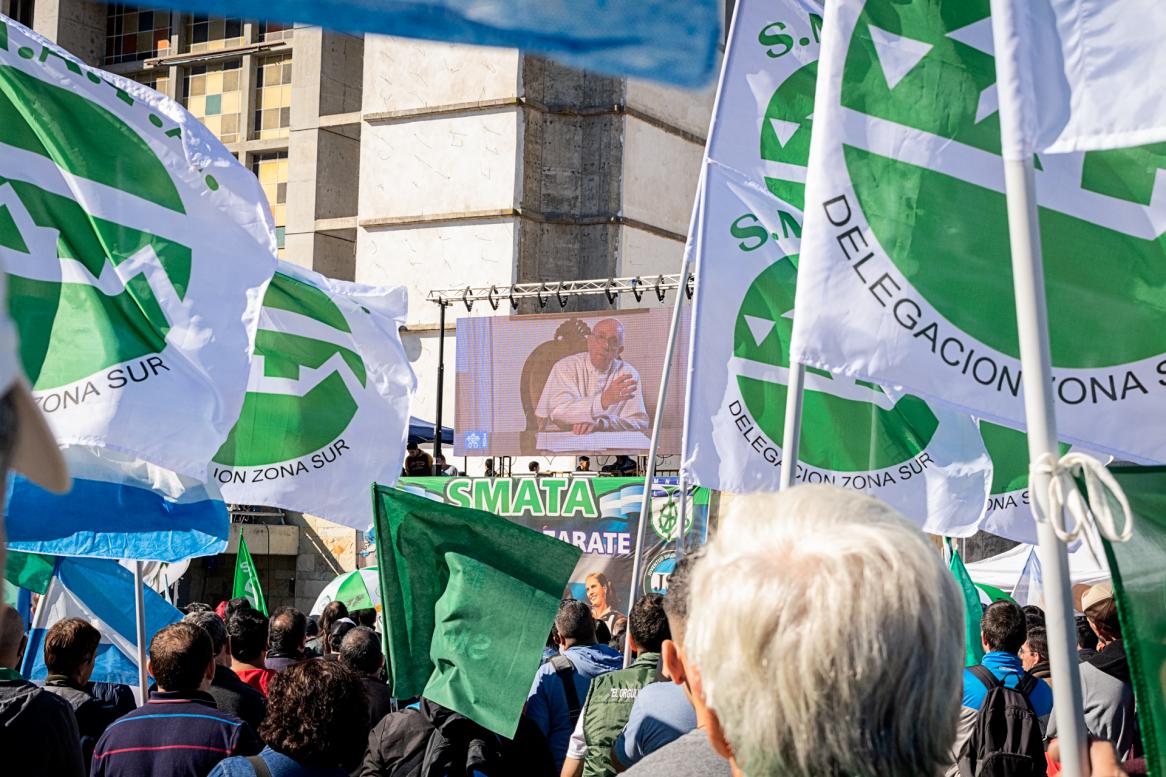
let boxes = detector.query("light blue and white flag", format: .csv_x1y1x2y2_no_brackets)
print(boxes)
22,557,183,686
1011,547,1043,608
5,445,228,562
144,0,720,87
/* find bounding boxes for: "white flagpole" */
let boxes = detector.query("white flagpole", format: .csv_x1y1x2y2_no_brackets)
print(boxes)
625,169,704,668
132,561,149,702
990,3,1089,774
778,363,805,489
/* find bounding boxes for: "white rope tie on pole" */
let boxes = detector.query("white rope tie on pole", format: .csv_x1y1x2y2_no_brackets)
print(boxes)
1030,452,1134,546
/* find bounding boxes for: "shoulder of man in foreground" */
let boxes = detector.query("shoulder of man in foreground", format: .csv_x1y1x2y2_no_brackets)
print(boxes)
623,729,731,776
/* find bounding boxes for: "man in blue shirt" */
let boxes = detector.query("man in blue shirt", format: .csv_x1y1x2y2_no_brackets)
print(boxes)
526,599,622,771
947,600,1053,774
614,555,698,771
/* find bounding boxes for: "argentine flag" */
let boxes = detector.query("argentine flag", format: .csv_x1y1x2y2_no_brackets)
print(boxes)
5,445,229,562
22,557,182,686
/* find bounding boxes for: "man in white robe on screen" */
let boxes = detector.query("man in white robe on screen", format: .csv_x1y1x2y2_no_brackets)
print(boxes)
535,318,650,434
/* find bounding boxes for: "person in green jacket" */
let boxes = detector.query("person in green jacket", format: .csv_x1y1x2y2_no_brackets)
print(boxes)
561,593,671,777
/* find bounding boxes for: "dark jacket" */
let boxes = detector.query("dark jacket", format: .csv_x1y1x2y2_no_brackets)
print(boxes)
209,664,268,734
265,649,310,673
85,682,136,719
361,699,504,777
91,689,262,777
360,700,553,777
0,669,85,777
43,675,121,768
361,675,394,731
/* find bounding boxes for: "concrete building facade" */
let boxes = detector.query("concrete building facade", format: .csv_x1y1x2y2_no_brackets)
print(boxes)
6,0,715,606
356,39,713,474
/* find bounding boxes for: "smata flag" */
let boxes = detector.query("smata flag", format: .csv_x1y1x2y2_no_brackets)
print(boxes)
992,0,1166,157
682,0,990,536
0,16,275,478
211,262,415,529
789,0,1166,465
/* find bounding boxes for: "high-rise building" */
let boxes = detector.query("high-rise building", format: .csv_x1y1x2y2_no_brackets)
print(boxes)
5,0,713,609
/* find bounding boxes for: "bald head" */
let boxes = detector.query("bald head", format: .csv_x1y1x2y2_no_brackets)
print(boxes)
587,319,625,370
0,604,26,670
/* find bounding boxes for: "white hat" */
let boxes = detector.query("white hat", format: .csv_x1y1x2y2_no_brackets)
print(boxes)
1080,582,1114,613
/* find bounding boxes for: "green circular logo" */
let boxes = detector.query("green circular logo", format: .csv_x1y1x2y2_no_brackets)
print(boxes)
729,52,939,473
840,0,1166,368
650,490,693,541
213,273,365,467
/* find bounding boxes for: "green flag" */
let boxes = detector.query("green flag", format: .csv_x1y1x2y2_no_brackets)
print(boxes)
374,485,581,737
232,533,268,616
949,544,984,667
4,550,55,595
1103,466,1166,774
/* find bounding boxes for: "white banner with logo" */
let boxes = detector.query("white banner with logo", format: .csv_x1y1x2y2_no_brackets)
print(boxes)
1,16,275,477
680,0,991,536
211,262,415,529
789,0,1166,464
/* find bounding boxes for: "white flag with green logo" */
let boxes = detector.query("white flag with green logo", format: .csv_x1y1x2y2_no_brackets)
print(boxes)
211,261,415,529
789,0,1166,465
681,0,991,535
0,16,275,478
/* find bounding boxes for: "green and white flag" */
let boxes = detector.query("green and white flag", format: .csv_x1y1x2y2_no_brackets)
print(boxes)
211,261,415,529
789,0,1166,465
232,532,267,616
682,0,990,535
948,544,984,668
1103,466,1166,775
0,16,275,477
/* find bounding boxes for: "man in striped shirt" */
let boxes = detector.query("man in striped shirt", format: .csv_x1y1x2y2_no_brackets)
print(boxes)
91,622,261,777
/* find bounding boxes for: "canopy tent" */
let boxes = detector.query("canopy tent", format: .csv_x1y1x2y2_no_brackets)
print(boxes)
965,542,1110,591
408,417,453,448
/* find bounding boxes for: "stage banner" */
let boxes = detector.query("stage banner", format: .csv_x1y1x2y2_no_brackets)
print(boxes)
0,15,275,477
681,0,991,536
790,0,1166,464
210,262,415,529
399,477,710,613
454,308,688,458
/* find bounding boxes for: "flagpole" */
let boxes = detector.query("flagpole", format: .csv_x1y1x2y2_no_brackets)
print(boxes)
778,362,805,489
990,4,1088,772
132,561,149,702
674,469,688,558
624,242,693,668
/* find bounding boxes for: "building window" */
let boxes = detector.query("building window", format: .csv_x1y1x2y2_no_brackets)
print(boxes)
104,4,172,66
130,69,170,99
10,0,34,28
252,151,288,254
183,14,244,54
253,54,293,140
182,60,243,144
260,20,294,42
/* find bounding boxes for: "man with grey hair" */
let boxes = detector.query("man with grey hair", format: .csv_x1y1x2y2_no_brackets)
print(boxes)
183,610,266,733
535,318,649,434
674,486,966,777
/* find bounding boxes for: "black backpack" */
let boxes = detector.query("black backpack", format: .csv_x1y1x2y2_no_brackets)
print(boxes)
957,666,1047,777
549,654,583,728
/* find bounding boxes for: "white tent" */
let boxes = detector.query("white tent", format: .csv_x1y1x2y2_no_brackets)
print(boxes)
965,541,1110,591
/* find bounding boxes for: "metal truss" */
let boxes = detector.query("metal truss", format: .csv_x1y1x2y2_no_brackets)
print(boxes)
428,273,695,311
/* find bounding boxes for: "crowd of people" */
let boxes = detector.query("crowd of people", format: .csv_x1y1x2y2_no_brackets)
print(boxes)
0,485,1149,777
